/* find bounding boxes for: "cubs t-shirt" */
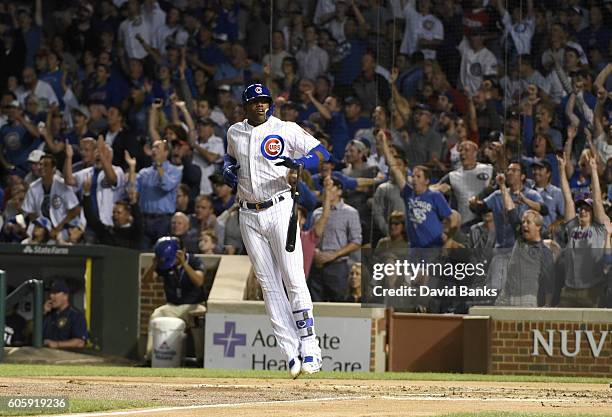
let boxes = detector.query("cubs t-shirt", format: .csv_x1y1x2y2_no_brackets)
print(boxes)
401,185,452,248
563,218,607,289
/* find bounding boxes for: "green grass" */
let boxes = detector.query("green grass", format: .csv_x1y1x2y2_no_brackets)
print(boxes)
0,364,609,384
434,413,608,417
0,398,152,416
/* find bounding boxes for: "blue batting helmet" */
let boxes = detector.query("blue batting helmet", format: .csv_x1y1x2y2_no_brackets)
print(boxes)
154,236,180,270
242,83,275,119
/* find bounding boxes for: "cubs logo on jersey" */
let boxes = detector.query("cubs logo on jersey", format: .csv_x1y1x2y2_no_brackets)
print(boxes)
261,135,285,160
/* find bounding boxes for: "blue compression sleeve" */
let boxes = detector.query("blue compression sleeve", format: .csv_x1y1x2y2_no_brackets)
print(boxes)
296,144,330,171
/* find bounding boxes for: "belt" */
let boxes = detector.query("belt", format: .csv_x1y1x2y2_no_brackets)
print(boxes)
240,195,286,211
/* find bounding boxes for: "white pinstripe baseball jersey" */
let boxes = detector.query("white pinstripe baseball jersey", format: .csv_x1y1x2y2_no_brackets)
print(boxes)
227,116,320,203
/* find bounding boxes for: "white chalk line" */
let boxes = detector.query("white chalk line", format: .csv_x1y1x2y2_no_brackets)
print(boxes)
37,395,369,417
379,395,593,403
35,391,603,417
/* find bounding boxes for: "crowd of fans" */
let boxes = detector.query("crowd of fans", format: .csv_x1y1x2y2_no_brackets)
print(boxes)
0,0,611,310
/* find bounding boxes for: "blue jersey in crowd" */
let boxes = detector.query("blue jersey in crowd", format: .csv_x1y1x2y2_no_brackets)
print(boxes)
484,186,545,248
401,185,452,248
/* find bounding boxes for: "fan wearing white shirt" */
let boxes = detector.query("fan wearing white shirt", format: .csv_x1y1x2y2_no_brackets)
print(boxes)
400,0,444,60
495,0,535,56
189,118,225,196
151,6,188,57
63,137,125,228
16,68,58,111
118,0,152,60
458,29,498,95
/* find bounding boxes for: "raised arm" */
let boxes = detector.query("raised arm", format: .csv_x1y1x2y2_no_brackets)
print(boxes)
594,63,612,89
305,87,331,120
148,101,163,143
585,128,605,175
63,140,77,186
465,90,478,135
588,154,610,227
564,125,577,179
497,174,515,212
556,153,576,222
565,93,581,127
313,177,333,238
390,68,412,124
124,151,137,187
378,129,406,190
97,136,117,186
350,0,370,36
176,99,195,135
37,120,64,154
593,86,607,138
34,0,43,27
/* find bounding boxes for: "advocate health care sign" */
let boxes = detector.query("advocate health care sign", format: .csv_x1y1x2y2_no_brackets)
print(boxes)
204,313,371,372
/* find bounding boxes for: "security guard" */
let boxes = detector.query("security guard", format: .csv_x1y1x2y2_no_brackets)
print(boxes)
42,279,88,349
142,236,206,360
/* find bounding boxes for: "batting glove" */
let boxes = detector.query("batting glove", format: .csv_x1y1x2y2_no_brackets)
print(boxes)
223,164,240,186
274,156,303,169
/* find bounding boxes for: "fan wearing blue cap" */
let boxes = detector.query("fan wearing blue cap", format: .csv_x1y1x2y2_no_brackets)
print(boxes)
21,216,54,245
142,236,207,362
43,279,88,349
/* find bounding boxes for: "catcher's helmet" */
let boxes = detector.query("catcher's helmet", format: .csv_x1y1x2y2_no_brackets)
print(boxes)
242,83,274,118
154,236,179,270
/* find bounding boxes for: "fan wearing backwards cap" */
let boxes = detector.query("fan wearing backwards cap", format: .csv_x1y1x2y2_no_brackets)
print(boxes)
557,153,610,307
141,236,206,363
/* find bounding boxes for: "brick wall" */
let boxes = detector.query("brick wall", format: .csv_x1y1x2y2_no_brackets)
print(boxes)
370,317,386,372
490,320,612,377
138,264,166,337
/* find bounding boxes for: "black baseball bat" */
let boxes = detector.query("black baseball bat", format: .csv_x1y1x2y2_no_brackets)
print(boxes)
285,165,302,252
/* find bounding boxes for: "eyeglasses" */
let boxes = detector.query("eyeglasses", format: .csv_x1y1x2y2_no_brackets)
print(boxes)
389,221,404,226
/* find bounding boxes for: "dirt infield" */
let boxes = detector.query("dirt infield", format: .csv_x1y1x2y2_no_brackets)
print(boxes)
1,376,610,416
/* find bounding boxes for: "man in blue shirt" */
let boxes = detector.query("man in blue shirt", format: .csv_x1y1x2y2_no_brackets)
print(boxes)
303,90,349,162
379,130,459,248
470,161,548,248
142,237,207,361
0,100,41,176
43,279,88,349
344,96,372,142
137,140,182,248
530,160,564,230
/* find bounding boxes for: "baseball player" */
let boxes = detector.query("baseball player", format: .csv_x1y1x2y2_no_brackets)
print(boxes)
223,83,330,378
